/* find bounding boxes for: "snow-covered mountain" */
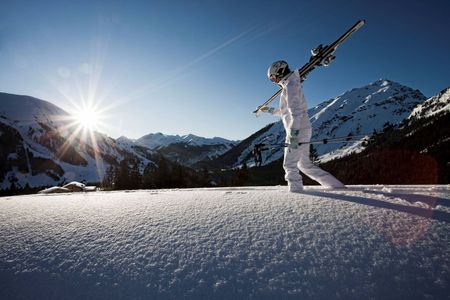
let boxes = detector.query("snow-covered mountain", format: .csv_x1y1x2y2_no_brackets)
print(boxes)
0,92,238,190
138,132,236,149
0,93,154,190
408,87,450,121
320,87,450,185
137,132,238,167
209,79,427,168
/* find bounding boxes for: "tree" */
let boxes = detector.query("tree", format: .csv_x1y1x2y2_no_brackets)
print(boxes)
310,145,319,162
128,159,142,189
233,163,250,186
154,156,170,188
116,159,131,190
102,165,117,189
142,163,157,189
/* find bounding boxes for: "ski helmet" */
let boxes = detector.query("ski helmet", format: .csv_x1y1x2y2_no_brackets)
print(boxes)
267,60,290,80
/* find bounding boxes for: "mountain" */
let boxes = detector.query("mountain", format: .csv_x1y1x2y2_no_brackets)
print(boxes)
321,87,450,184
408,87,450,120
204,79,427,169
138,132,236,149
0,93,154,190
137,133,238,167
0,92,237,191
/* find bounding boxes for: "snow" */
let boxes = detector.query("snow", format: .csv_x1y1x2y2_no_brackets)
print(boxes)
409,87,450,120
0,92,69,125
318,137,368,163
1,185,449,299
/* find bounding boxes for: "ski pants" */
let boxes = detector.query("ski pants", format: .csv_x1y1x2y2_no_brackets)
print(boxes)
283,129,344,188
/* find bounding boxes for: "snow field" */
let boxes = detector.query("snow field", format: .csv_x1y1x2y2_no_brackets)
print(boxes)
0,186,449,299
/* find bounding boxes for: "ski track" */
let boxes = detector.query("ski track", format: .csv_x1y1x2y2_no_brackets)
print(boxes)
0,186,449,299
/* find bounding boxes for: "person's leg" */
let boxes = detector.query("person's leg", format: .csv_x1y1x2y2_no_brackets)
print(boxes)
297,144,345,188
283,147,304,192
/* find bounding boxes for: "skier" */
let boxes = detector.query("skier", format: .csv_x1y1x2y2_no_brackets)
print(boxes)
252,143,267,167
261,60,345,192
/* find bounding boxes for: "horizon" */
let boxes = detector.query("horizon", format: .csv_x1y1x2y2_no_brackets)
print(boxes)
1,0,449,140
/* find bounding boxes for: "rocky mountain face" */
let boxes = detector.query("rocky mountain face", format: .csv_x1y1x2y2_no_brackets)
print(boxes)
408,87,450,121
321,87,450,184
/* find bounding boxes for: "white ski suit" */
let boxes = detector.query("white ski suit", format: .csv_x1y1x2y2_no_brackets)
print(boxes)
271,70,344,191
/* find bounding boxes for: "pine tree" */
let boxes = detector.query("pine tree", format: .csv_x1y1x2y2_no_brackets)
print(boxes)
102,165,117,189
116,159,131,190
310,145,319,162
128,159,142,189
233,163,250,186
142,163,157,189
154,156,170,188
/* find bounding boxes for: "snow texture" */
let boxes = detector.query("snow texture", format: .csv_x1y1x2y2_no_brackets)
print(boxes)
1,185,449,299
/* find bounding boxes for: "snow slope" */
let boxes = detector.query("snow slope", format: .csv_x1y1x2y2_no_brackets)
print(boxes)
1,185,449,299
409,87,450,120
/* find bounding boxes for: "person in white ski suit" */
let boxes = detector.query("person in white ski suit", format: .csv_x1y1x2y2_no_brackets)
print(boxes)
263,60,345,192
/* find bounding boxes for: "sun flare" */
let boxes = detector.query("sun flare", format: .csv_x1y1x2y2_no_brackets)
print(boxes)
74,107,100,131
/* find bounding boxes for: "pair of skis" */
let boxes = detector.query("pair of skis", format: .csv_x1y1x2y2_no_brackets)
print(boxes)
253,19,366,115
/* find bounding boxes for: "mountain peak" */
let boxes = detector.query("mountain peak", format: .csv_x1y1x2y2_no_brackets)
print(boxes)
309,79,426,143
372,78,393,86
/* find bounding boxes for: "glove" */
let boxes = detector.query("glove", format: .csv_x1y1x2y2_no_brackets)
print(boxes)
287,129,300,149
260,106,275,114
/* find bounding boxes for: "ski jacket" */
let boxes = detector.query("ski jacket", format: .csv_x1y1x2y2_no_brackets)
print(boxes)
271,70,311,136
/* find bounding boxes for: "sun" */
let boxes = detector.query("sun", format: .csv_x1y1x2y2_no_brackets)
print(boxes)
74,107,100,131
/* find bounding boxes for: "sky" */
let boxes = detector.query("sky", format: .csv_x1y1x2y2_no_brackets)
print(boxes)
1,0,449,140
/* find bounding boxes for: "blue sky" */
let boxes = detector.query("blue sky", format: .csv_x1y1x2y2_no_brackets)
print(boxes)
1,0,449,140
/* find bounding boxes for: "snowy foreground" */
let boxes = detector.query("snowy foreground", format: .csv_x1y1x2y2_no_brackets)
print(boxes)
1,186,449,300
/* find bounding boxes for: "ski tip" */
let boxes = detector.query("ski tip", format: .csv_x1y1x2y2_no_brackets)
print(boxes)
352,19,366,31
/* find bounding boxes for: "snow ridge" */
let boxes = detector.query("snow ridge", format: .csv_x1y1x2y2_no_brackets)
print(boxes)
408,87,450,120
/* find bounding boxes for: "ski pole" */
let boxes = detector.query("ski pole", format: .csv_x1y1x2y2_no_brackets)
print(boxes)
255,134,370,150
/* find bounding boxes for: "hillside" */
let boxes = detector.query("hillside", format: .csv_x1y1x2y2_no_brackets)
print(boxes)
322,88,450,184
